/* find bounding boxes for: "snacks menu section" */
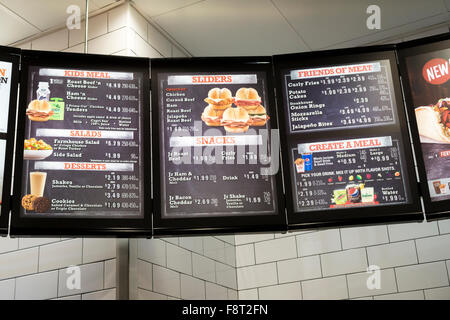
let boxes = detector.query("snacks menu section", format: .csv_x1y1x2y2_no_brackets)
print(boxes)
285,61,396,132
20,66,144,218
278,56,414,214
401,45,450,202
157,72,278,218
293,136,407,212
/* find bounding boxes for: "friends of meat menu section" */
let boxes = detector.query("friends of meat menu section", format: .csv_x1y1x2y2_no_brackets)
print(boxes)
20,67,144,218
157,72,278,218
280,59,412,212
402,46,450,202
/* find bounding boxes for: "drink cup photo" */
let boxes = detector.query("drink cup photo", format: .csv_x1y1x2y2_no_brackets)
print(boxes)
30,172,47,196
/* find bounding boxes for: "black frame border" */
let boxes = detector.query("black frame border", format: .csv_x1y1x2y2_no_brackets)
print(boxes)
151,56,287,236
10,50,152,237
273,45,423,230
397,32,450,220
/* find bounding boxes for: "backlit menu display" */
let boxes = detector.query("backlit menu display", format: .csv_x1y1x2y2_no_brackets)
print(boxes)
19,66,145,218
277,55,415,214
157,71,278,218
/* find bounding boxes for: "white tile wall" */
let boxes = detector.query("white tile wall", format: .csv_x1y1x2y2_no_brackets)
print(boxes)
296,229,342,256
138,239,166,266
439,219,450,234
192,253,215,282
180,274,206,300
416,234,450,263
32,29,69,51
237,263,277,290
321,248,368,277
204,237,226,263
0,237,19,253
153,265,181,298
258,282,302,300
104,259,116,289
395,262,449,292
367,241,418,268
138,288,167,300
374,290,425,300
216,262,237,289
38,239,83,272
388,221,439,242
178,236,203,254
166,243,192,275
83,238,116,263
88,27,127,54
0,279,15,300
347,268,397,298
58,261,104,297
236,244,255,267
82,288,116,300
18,238,60,249
302,276,348,300
254,237,297,264
137,259,152,291
16,271,58,300
238,288,258,300
425,287,450,300
206,282,228,300
277,256,322,283
0,248,39,279
235,233,274,245
340,225,389,249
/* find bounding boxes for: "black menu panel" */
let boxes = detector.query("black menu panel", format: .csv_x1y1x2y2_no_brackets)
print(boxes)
152,57,286,235
398,33,450,219
0,46,19,235
11,50,151,236
274,47,422,229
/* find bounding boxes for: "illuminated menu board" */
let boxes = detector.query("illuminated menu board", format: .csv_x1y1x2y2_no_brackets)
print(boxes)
274,49,422,227
11,51,151,236
152,57,285,235
398,34,450,218
0,46,19,234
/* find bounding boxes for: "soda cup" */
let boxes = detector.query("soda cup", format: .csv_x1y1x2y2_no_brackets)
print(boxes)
346,184,361,203
301,153,313,172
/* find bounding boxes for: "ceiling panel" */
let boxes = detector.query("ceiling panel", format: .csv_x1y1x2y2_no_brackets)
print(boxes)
0,5,40,45
0,0,110,31
133,0,203,17
273,0,448,49
154,0,309,56
91,0,118,10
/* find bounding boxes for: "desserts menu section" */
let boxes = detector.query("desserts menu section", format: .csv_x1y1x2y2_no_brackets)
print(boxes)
285,61,396,133
20,66,144,218
157,72,277,218
402,46,450,202
279,58,411,212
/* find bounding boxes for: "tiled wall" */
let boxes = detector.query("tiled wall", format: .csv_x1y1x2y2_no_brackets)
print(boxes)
1,2,187,300
235,220,450,300
129,236,238,300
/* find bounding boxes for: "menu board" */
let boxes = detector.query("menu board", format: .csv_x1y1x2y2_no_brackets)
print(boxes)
275,49,421,226
398,35,450,216
11,51,151,236
152,58,285,234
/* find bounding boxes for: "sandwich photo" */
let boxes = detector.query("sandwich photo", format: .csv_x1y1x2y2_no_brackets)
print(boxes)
204,88,233,111
201,105,223,126
234,88,262,112
415,98,450,144
221,107,250,133
26,100,54,122
248,105,269,126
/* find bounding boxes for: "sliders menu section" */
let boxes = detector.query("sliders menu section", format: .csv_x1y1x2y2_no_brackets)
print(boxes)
275,49,421,227
398,34,450,216
152,58,284,234
12,51,150,236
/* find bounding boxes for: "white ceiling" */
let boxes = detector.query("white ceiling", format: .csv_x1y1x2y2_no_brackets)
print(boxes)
1,0,449,56
0,0,117,45
135,0,450,56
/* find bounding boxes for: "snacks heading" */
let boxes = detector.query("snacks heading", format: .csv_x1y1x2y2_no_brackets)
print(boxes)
291,62,381,80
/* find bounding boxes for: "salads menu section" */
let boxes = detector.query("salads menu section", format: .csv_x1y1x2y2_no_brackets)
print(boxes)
152,58,285,234
398,35,450,216
275,50,421,226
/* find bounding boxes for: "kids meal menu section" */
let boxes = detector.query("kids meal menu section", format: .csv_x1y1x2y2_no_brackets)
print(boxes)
20,66,145,218
279,59,412,212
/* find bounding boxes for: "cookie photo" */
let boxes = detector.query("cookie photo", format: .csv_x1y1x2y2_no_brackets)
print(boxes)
21,194,37,211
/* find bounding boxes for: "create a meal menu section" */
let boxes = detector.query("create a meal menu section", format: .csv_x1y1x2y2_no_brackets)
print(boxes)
153,58,284,233
18,59,145,219
275,50,419,222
